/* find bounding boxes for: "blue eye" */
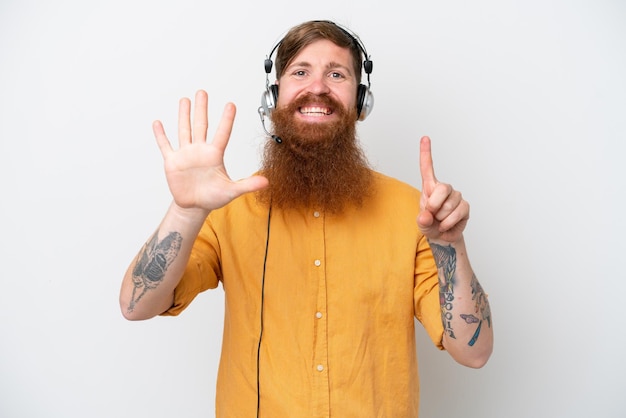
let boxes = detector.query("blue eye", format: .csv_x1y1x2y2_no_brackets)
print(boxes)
328,71,348,81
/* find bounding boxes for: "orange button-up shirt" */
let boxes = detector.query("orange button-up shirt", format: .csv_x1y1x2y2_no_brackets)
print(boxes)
163,171,444,418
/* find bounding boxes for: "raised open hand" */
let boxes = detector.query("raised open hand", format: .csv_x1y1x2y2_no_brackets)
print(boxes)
153,90,268,212
417,136,469,243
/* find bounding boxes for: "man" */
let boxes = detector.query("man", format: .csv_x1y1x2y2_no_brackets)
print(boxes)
120,20,493,418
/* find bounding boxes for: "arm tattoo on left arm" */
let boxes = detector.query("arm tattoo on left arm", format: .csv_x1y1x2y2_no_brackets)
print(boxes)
127,230,182,314
463,274,492,346
471,274,491,327
429,242,457,339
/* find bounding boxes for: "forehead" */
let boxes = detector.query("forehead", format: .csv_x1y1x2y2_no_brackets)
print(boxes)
286,39,355,73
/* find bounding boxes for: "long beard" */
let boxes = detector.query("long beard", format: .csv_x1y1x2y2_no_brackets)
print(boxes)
259,93,373,213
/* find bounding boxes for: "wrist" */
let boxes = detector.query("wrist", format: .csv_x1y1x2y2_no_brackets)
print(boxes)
169,201,210,225
427,234,466,249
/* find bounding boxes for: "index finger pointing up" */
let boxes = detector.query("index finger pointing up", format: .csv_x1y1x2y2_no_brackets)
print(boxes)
420,136,437,191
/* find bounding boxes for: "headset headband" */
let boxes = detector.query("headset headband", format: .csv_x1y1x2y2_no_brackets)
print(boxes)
264,20,373,89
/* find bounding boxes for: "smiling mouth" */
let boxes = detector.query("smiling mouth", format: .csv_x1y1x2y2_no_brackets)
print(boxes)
299,106,333,116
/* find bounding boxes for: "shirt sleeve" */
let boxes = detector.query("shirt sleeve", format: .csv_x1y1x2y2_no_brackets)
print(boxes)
414,233,445,350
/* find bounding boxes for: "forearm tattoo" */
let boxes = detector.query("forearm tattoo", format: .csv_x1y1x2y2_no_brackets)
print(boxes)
458,275,492,345
127,230,182,314
430,242,457,339
465,274,492,346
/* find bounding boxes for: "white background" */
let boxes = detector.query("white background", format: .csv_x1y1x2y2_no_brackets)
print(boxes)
1,1,625,417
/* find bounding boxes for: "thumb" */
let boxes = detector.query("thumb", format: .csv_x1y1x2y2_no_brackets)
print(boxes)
417,210,436,236
233,175,269,196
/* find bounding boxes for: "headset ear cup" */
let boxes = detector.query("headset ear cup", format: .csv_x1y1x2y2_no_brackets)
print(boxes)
356,84,373,121
270,84,279,109
261,84,279,118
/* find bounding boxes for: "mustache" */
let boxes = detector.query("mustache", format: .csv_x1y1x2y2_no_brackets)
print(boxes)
289,93,346,115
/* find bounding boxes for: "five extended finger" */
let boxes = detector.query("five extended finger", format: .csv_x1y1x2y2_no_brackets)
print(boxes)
192,90,209,143
211,102,237,151
233,175,270,196
178,97,192,146
153,120,172,157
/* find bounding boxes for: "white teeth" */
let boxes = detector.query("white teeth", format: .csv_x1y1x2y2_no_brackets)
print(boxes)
300,106,331,115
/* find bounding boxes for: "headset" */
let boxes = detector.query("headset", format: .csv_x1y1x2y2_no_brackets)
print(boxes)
258,20,374,132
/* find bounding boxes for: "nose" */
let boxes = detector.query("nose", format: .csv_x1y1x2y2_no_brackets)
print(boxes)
306,74,331,95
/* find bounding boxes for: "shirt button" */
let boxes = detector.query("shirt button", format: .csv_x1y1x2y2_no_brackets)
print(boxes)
316,312,323,319
314,259,321,267
317,364,324,372
313,211,320,218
